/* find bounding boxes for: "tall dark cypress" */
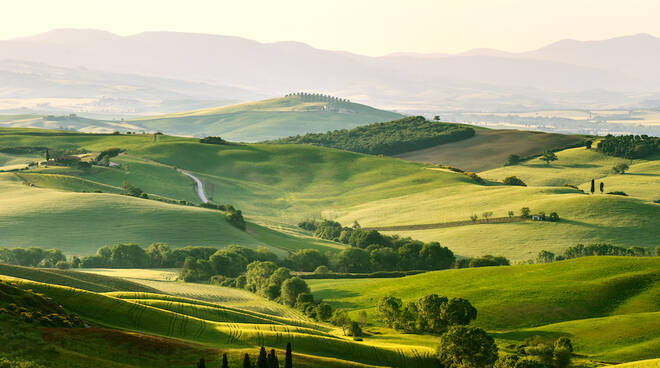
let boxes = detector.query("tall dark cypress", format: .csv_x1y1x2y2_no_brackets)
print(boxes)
222,353,229,368
285,342,292,368
268,349,279,368
257,346,268,368
243,353,251,368
590,179,595,194
600,182,604,193
197,358,206,368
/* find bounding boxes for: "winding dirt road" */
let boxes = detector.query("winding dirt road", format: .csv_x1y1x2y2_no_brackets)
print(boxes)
178,169,208,203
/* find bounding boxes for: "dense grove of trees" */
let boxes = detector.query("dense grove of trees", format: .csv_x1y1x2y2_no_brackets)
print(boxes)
199,136,229,145
536,243,654,263
597,134,660,158
377,294,477,334
0,247,66,268
300,220,456,272
266,116,476,155
503,176,527,186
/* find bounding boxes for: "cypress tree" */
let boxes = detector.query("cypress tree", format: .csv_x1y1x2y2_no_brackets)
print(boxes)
268,349,279,368
222,353,229,368
600,182,604,193
590,179,595,194
243,353,251,368
257,346,268,368
285,342,292,368
197,358,206,368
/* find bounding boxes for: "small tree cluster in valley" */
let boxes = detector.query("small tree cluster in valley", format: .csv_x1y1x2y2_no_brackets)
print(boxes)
300,219,456,272
536,243,653,263
457,255,510,268
121,181,148,199
377,294,477,334
497,336,573,368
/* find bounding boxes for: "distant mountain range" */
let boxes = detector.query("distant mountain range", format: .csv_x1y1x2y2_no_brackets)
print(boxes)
1,29,660,115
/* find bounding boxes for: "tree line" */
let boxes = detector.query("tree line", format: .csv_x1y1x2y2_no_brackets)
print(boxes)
300,219,512,272
597,134,659,158
195,343,293,368
265,116,475,156
536,243,659,263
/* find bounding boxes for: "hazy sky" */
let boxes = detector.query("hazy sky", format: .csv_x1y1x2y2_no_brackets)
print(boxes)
3,0,660,56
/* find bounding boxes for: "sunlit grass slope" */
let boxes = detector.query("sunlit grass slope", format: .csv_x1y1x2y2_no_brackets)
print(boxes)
494,312,660,363
480,146,654,188
605,359,660,368
4,277,437,368
309,257,660,330
130,95,404,141
0,173,263,254
0,263,157,292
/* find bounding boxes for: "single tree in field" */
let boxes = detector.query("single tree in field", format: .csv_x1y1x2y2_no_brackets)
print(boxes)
508,210,514,218
600,182,604,193
585,140,592,149
437,326,498,368
470,214,478,222
257,346,268,368
285,342,293,368
520,207,531,218
590,179,595,194
553,337,574,368
221,353,229,368
613,162,629,174
482,211,493,222
434,115,441,121
506,154,520,166
541,151,558,165
242,353,251,368
268,349,279,368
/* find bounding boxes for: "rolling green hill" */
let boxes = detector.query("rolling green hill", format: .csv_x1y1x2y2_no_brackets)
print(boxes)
308,257,660,330
2,277,438,368
0,127,657,260
130,95,404,141
395,129,586,171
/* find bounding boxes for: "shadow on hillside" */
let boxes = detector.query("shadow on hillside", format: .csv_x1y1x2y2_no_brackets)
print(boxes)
562,163,600,168
624,172,659,177
557,218,600,229
313,289,361,309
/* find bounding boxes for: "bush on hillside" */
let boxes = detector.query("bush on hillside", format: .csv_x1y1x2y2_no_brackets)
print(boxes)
226,209,246,230
503,176,527,186
265,116,475,155
607,191,628,196
199,136,229,145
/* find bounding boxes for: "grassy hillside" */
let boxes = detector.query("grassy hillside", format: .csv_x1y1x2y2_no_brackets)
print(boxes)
495,312,660,363
131,95,404,141
3,277,438,368
0,127,657,260
395,129,586,171
605,359,660,368
309,257,660,329
0,264,158,292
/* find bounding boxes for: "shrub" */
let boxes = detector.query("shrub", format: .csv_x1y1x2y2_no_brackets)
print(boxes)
607,191,628,196
465,172,485,184
226,210,246,230
199,136,228,145
503,176,527,186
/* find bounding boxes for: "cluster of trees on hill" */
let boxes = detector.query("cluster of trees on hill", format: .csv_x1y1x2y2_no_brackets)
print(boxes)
199,136,229,145
285,92,349,103
377,294,476,334
0,247,66,268
536,243,658,263
300,220,456,272
597,134,659,158
178,245,332,322
266,116,475,155
301,219,513,272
